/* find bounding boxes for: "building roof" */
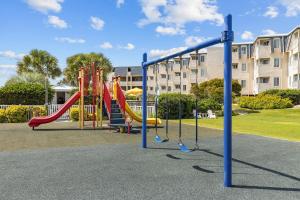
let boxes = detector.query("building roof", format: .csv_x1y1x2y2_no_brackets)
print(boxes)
113,66,142,76
53,85,76,92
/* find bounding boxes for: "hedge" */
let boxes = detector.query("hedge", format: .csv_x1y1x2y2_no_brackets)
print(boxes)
70,107,95,121
262,89,300,105
239,94,293,109
5,105,29,123
0,109,7,123
0,82,54,105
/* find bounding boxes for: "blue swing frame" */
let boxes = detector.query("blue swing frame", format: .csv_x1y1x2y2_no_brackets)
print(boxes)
141,14,234,187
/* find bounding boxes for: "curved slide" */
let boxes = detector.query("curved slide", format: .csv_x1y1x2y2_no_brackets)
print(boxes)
124,102,161,125
28,91,81,128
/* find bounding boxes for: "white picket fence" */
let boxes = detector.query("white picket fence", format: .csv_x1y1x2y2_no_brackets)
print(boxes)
0,104,155,120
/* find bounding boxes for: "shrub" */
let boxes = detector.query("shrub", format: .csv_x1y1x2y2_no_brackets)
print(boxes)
0,83,54,105
0,109,7,123
239,94,293,109
262,89,300,105
5,105,29,123
70,107,79,121
196,98,222,113
31,106,47,117
158,93,195,119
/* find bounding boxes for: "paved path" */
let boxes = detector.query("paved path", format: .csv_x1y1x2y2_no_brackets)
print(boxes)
0,128,299,200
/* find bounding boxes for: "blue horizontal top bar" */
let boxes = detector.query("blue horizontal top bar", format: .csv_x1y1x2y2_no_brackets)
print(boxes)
144,37,222,66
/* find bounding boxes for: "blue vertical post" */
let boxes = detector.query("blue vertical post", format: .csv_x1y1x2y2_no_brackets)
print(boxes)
142,53,148,148
223,14,233,187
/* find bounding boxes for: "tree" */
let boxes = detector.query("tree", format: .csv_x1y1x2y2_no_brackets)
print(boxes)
62,52,113,86
191,78,241,103
5,72,49,86
17,49,61,105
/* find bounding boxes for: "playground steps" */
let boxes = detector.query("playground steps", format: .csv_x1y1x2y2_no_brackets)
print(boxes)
109,99,140,134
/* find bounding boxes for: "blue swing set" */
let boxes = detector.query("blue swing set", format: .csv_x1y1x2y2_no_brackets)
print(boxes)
141,14,234,187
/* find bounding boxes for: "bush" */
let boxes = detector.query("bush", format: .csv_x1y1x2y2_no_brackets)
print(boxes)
262,89,300,105
70,107,80,121
0,83,54,105
31,106,47,117
5,105,29,123
0,109,7,123
158,93,195,119
196,98,222,113
239,94,293,109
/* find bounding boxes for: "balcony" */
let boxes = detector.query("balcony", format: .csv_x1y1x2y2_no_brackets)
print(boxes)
255,46,271,58
232,51,239,61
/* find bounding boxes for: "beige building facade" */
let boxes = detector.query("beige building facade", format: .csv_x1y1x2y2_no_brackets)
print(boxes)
108,26,300,96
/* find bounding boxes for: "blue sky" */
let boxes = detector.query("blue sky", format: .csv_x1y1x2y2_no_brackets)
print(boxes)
1,0,300,86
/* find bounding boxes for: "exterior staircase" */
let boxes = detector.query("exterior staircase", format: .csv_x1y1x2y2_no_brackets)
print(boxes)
109,100,140,134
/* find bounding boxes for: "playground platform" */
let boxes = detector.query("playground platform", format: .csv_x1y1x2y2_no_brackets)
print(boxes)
0,122,299,200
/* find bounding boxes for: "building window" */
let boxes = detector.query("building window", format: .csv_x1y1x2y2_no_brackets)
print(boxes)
183,59,189,66
242,63,247,72
161,74,166,78
183,72,186,78
241,46,247,54
191,69,197,74
175,60,180,64
168,86,171,91
132,76,142,81
241,80,246,88
273,39,280,48
293,53,298,61
274,58,280,67
232,63,238,69
257,77,269,83
200,68,205,77
175,84,180,89
293,74,298,81
274,77,280,86
232,47,238,52
260,59,270,65
150,87,153,91
150,76,154,80
200,55,205,62
167,75,171,80
261,40,270,46
161,85,166,90
183,85,186,91
175,72,181,76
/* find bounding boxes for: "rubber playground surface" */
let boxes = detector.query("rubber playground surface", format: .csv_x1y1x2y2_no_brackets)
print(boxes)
0,121,299,200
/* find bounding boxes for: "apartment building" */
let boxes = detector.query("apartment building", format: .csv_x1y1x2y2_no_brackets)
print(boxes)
108,26,300,96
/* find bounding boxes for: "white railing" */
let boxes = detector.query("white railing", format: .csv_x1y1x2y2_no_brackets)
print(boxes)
0,104,156,120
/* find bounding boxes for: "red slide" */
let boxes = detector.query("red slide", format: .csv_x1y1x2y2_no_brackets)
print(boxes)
28,91,81,128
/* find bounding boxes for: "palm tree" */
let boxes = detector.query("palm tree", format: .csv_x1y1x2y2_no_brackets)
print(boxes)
17,49,62,105
62,52,112,86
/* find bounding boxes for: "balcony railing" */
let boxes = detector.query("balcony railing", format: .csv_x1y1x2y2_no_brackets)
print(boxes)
255,46,271,58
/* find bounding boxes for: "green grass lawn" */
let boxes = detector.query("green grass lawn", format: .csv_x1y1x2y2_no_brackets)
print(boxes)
181,108,300,142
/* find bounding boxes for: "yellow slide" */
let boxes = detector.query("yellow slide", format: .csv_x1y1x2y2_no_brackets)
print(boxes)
125,101,162,125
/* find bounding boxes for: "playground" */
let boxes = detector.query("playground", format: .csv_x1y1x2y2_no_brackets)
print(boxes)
0,122,299,200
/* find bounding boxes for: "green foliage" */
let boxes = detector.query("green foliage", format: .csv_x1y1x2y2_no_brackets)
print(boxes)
262,89,300,105
0,83,54,105
0,109,7,123
191,78,241,103
17,49,61,79
5,72,49,86
158,93,195,119
31,106,47,117
5,105,29,123
196,98,222,113
70,107,80,121
63,52,112,86
239,94,293,109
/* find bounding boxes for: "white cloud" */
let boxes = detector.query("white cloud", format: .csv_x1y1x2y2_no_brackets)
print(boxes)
0,50,25,60
241,31,254,40
48,15,67,28
138,0,223,34
155,26,185,35
90,16,105,30
280,0,300,16
149,46,187,58
0,64,16,69
120,43,135,50
55,37,85,44
264,6,278,18
262,29,277,35
184,36,206,46
100,42,113,49
25,0,64,14
116,0,124,8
